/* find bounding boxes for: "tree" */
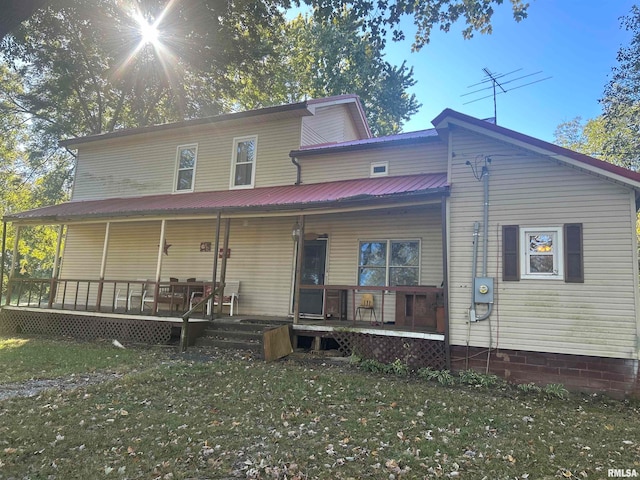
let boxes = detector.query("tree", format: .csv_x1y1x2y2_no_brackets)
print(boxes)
0,65,68,296
600,5,640,169
311,0,528,51
2,0,530,48
231,11,420,135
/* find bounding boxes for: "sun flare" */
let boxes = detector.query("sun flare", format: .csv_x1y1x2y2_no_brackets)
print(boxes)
135,13,161,48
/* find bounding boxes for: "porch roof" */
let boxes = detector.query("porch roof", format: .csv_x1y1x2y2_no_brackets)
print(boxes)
5,173,448,224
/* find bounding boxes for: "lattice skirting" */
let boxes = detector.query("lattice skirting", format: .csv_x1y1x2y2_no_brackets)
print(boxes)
0,309,173,344
332,331,447,370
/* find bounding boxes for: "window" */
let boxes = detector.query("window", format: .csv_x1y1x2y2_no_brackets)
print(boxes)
521,227,563,279
358,240,420,286
175,144,197,192
502,224,583,282
370,161,389,177
231,136,257,189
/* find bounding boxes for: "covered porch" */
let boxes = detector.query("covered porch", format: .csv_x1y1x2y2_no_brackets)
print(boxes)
1,174,450,366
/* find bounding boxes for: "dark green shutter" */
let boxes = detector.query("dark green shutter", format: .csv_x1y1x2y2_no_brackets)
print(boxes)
564,223,584,283
503,225,519,281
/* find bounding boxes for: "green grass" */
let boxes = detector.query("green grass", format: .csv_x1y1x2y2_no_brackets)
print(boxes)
0,336,164,384
0,337,639,479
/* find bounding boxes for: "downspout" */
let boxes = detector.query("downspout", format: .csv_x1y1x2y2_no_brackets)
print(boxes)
291,157,302,185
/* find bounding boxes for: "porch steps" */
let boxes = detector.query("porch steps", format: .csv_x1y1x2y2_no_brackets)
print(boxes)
194,318,291,355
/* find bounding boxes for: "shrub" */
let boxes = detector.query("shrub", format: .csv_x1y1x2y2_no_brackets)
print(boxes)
544,383,569,400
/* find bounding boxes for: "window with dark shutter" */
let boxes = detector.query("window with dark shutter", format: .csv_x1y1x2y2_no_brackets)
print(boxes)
564,223,584,283
503,225,519,281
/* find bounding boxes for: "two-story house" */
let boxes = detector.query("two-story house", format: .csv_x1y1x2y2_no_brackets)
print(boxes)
3,94,640,396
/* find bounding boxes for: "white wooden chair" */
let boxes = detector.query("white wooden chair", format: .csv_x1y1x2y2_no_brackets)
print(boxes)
190,280,240,316
115,281,146,311
215,280,240,316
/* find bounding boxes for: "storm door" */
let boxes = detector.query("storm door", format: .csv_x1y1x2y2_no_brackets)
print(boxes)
299,239,327,316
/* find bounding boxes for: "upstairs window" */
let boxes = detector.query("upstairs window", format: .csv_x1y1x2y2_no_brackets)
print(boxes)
175,144,197,192
358,240,420,286
231,136,257,189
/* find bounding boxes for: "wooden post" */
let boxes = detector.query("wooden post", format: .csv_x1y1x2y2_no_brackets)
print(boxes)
210,212,221,320
95,222,110,312
153,219,166,314
292,215,304,324
6,225,20,305
0,221,6,305
48,224,65,308
217,218,230,315
441,196,451,369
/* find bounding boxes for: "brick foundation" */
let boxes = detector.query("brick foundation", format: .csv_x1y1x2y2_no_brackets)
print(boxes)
450,345,640,398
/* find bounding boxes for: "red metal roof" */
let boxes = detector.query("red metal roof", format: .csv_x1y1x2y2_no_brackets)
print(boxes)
6,173,448,223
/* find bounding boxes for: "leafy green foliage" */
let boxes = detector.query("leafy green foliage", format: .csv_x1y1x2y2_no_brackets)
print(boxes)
599,5,640,169
458,369,502,388
418,366,456,386
517,382,543,394
231,11,420,135
544,383,569,400
310,0,529,51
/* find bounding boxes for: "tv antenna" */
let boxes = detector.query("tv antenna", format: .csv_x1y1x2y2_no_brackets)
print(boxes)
462,67,551,124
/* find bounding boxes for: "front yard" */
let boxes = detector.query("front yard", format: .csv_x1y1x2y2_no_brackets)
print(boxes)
0,335,639,479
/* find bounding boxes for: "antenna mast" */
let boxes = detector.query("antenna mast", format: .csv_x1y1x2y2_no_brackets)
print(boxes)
462,68,552,124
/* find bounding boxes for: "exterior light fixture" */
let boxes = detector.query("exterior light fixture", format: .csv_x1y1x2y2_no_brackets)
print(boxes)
292,221,301,242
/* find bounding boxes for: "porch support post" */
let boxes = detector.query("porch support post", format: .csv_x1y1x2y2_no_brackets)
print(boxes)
0,221,6,305
441,196,451,369
95,222,110,312
217,218,230,315
48,224,65,308
210,212,221,320
7,225,21,305
292,214,305,324
153,219,167,314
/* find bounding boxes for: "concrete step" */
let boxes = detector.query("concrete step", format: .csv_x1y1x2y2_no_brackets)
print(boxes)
196,337,263,352
202,329,263,342
194,318,292,354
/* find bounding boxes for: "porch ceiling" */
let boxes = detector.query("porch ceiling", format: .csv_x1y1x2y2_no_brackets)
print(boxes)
5,173,449,224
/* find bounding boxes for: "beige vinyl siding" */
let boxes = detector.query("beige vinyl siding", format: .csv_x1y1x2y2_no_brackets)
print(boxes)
72,118,302,201
298,142,448,184
301,105,361,146
447,127,638,359
56,223,106,305
57,204,443,318
306,205,443,323
58,217,298,316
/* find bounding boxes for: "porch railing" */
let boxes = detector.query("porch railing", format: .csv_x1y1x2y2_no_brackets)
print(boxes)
4,277,211,316
299,284,445,332
4,278,445,332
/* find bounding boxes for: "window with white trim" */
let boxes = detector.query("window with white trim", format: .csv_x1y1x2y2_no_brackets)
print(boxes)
520,227,563,279
174,144,197,192
358,240,420,286
230,136,257,189
370,161,389,177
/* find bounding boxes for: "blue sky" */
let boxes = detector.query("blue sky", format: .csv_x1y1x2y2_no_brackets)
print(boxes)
388,0,636,141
